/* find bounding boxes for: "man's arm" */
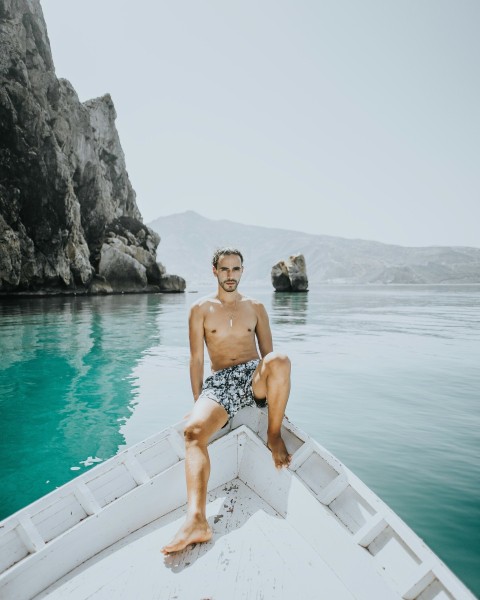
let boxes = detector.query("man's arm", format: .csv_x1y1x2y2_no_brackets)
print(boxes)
254,302,273,357
189,303,205,401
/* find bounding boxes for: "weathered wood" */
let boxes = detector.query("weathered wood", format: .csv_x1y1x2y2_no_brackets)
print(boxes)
16,517,45,553
36,480,358,600
0,412,475,600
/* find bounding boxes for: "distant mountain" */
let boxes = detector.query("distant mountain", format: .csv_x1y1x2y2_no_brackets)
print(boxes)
148,211,480,288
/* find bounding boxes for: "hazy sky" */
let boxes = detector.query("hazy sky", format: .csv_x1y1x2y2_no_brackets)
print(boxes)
41,0,479,248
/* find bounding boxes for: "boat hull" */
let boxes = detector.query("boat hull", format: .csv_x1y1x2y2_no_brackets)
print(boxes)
0,407,475,599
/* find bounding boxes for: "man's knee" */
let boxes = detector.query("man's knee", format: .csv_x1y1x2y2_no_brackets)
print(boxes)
264,351,291,374
183,420,208,443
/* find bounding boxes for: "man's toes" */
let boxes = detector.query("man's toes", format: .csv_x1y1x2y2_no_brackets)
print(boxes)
161,541,182,554
273,453,291,469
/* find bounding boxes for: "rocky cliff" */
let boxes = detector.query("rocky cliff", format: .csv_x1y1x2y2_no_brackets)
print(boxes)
0,0,184,294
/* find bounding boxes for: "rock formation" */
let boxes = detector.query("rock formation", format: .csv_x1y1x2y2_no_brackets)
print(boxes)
96,217,162,293
0,0,184,294
271,254,309,291
158,274,187,293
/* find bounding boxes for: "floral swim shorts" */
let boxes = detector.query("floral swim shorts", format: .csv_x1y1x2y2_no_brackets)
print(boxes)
199,359,266,422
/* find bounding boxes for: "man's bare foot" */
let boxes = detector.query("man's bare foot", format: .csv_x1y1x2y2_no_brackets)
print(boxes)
267,433,292,469
161,514,212,554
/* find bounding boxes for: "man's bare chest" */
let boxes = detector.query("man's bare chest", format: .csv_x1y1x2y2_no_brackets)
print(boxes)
204,308,257,340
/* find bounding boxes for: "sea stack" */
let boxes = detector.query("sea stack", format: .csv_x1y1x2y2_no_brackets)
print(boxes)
271,254,309,292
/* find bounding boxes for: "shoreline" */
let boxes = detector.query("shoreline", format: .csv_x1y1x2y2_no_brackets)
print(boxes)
0,288,185,299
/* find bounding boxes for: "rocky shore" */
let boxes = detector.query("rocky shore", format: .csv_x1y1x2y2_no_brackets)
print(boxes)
0,0,184,295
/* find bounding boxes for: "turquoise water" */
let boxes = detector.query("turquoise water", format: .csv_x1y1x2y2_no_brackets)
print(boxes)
0,286,479,596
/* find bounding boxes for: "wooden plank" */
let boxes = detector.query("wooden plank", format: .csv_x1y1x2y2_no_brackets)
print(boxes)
277,474,401,600
295,451,340,496
230,405,261,433
35,479,357,600
122,454,150,486
0,461,187,600
31,494,87,543
318,474,350,505
238,429,292,517
16,516,45,553
0,528,29,572
288,439,314,471
73,482,102,516
0,416,475,600
86,463,137,508
136,437,180,476
353,513,387,547
402,562,436,599
368,525,422,593
167,430,186,459
417,580,456,600
328,484,376,533
0,433,240,600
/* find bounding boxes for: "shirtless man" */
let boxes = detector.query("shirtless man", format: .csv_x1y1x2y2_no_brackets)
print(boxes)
161,247,291,554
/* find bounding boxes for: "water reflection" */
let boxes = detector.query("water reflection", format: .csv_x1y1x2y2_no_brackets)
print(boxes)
271,291,309,326
0,293,172,518
2,285,479,593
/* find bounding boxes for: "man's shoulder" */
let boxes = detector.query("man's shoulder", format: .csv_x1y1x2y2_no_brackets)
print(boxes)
190,294,217,312
239,295,266,310
189,293,266,312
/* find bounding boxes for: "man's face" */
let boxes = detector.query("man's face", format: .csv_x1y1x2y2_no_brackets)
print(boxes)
213,254,243,293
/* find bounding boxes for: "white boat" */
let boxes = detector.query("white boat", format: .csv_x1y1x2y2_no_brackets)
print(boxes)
0,407,475,600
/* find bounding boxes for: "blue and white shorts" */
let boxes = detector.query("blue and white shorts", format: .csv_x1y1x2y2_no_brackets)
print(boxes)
199,359,266,421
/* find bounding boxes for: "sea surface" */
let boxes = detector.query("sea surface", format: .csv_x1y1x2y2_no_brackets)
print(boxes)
0,285,479,596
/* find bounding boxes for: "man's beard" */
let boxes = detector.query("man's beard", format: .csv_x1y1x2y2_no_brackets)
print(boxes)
220,279,239,292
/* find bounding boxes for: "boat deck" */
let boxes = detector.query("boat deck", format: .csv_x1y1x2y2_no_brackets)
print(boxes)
37,478,359,600
0,407,475,599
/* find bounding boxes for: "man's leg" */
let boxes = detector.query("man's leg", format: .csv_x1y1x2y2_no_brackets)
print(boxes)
252,352,292,468
161,397,229,554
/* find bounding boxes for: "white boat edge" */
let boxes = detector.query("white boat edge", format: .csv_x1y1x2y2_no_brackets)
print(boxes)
0,406,476,600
